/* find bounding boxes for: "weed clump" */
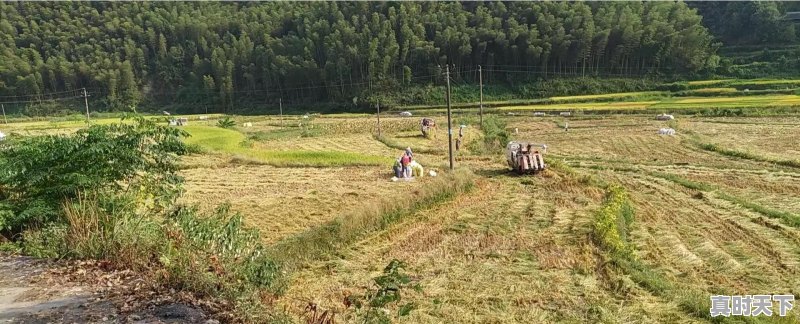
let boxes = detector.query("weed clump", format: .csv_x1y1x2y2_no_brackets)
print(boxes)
592,185,635,260
469,115,509,154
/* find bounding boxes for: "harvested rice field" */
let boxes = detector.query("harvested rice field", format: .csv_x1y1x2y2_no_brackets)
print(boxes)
172,112,800,322
6,110,799,322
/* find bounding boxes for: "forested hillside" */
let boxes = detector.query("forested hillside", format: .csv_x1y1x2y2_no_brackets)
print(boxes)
0,1,717,113
690,1,797,46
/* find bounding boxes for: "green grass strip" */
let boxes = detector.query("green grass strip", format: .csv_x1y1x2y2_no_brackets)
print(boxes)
717,192,800,228
183,125,390,167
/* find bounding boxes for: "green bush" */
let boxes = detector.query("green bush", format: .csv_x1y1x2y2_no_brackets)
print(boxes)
468,115,509,155
346,259,420,323
217,116,236,128
160,204,285,318
0,115,187,234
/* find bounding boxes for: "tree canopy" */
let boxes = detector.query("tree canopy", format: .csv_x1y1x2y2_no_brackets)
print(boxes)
0,2,717,112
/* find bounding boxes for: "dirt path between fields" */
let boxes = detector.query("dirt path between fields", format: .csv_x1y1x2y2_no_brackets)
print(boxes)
0,254,217,324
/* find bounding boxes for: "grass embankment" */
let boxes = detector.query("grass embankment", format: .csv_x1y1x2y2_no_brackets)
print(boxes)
183,126,390,167
269,168,475,269
374,135,443,154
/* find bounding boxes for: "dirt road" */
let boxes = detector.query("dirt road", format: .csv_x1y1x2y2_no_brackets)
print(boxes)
0,254,215,324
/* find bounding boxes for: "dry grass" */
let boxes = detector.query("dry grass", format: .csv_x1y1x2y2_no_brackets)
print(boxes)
179,165,424,244
681,119,800,162
263,114,800,322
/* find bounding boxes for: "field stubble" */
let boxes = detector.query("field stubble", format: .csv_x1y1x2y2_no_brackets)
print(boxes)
174,113,800,322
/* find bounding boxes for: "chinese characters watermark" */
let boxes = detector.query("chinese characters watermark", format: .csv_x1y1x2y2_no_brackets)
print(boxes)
711,295,794,317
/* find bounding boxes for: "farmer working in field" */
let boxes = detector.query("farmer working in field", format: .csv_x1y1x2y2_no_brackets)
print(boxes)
401,151,412,178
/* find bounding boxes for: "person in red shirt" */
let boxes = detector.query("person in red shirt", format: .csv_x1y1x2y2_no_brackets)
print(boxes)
401,153,411,178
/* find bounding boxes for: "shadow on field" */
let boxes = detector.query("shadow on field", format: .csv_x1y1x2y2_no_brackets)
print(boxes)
474,168,511,178
396,134,426,139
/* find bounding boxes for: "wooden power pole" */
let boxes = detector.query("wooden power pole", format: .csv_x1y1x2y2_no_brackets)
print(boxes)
376,99,381,137
83,88,90,123
1,103,6,124
479,65,484,128
279,97,283,128
445,65,454,170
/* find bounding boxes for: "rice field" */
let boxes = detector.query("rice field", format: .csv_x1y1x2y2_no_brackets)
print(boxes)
550,91,661,101
687,79,734,86
174,111,800,322
5,88,800,322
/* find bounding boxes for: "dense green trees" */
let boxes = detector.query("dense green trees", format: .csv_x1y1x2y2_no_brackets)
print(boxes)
690,1,796,45
0,2,717,113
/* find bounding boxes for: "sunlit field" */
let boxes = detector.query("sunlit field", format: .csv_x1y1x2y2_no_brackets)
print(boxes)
176,111,800,322
4,93,800,322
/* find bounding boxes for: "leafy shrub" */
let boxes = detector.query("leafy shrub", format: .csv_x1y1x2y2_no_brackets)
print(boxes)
0,116,187,234
346,259,420,323
217,116,236,128
160,204,284,320
21,224,69,258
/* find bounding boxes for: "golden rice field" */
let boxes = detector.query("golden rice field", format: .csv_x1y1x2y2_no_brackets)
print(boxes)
688,79,734,86
550,91,661,101
169,112,800,322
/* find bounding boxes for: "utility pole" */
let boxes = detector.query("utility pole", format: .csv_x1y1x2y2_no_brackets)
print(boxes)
1,103,6,124
279,97,283,128
478,65,484,128
445,65,454,170
83,88,90,123
376,99,381,137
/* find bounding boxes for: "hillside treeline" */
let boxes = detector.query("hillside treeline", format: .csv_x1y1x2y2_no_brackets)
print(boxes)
0,1,717,112
690,1,797,46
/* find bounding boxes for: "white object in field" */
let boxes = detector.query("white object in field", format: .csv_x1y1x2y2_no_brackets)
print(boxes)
162,111,170,116
560,112,571,116
515,128,519,134
429,170,437,177
198,116,208,120
409,160,424,177
303,115,309,119
658,128,676,135
168,119,177,126
533,112,546,116
243,122,253,127
0,131,6,141
391,176,399,182
655,113,674,121
399,111,413,117
744,88,750,92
